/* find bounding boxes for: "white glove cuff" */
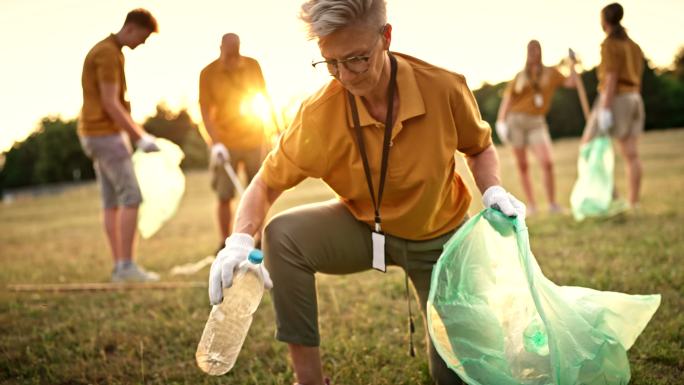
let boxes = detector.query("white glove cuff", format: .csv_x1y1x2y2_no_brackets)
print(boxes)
225,232,255,249
482,185,506,205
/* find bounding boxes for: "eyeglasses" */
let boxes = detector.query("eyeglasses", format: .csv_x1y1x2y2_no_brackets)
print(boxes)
311,31,384,77
312,54,372,77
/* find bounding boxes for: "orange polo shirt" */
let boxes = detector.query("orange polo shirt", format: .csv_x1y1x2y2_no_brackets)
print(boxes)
504,66,565,116
260,52,492,240
199,57,267,150
78,34,129,136
598,36,644,94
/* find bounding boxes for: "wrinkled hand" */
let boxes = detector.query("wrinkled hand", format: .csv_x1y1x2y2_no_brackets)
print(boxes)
208,233,272,305
210,143,230,166
597,108,613,135
495,120,509,144
482,185,526,220
136,134,160,153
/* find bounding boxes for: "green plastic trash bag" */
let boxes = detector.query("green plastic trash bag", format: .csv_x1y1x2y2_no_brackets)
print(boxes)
570,137,626,221
427,208,660,385
132,138,185,239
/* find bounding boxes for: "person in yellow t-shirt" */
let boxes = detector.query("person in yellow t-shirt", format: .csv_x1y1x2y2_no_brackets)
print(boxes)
199,33,268,249
78,9,161,283
205,1,525,384
582,2,645,209
496,40,578,215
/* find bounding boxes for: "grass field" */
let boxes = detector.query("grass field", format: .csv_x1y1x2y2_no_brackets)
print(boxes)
1,129,682,384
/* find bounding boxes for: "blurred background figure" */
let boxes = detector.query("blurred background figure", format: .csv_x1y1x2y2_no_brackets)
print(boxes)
496,40,578,215
581,2,645,209
199,33,269,251
78,8,161,282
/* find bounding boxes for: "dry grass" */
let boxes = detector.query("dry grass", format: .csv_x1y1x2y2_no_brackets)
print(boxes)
1,129,682,384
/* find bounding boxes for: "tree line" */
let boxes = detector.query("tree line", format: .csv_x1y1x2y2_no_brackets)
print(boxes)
2,48,683,193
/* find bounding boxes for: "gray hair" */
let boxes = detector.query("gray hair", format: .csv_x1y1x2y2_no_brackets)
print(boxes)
300,0,387,39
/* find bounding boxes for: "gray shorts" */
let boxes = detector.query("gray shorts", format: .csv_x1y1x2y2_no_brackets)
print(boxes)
585,92,645,140
211,147,263,201
79,132,142,208
505,113,551,148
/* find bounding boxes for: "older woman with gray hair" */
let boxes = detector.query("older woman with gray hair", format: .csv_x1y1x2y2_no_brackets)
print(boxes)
207,1,524,383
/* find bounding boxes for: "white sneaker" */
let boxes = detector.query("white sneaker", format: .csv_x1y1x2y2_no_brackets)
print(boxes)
112,263,160,283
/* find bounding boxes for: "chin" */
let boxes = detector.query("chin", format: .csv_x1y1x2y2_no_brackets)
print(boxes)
343,82,372,98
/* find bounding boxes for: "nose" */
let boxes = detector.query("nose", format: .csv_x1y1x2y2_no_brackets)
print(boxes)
336,64,358,84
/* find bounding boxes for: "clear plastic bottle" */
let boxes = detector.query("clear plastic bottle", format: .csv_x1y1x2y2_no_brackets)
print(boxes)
196,249,265,375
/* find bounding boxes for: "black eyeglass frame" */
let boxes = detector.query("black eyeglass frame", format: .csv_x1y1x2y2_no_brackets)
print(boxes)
310,25,388,77
311,54,373,77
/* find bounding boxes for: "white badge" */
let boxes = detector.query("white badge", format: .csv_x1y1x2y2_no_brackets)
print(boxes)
372,231,386,272
534,93,544,108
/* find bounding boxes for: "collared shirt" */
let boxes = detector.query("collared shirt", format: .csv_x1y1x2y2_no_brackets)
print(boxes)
199,57,267,150
79,34,129,136
260,52,492,240
505,66,566,116
598,36,644,94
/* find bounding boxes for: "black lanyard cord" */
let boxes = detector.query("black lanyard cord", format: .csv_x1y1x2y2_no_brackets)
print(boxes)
347,52,398,233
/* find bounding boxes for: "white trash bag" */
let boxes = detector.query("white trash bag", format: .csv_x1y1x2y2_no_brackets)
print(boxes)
132,138,185,239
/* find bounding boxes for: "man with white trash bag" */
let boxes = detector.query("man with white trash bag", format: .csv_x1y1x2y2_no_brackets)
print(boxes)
78,9,161,283
199,33,270,252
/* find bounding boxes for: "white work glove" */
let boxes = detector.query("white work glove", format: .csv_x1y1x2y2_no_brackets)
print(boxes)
135,134,160,153
597,108,613,135
210,143,230,166
208,233,273,305
495,120,509,144
482,185,526,221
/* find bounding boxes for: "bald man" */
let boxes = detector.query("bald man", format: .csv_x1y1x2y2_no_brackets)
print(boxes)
199,33,268,250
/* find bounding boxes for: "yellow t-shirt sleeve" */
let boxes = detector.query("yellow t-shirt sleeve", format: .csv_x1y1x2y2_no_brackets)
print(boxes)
253,61,267,93
452,75,492,156
94,48,121,84
259,104,328,191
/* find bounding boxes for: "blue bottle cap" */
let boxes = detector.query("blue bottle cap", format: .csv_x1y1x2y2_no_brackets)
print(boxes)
248,249,263,264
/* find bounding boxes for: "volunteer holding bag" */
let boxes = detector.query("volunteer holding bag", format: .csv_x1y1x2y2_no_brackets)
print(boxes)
581,2,645,209
207,1,524,384
496,40,577,215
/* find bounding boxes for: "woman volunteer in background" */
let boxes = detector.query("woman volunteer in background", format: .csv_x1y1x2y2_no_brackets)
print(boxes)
582,2,645,209
496,40,577,215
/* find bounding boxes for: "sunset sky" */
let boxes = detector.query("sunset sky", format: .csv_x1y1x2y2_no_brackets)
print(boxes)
1,0,682,152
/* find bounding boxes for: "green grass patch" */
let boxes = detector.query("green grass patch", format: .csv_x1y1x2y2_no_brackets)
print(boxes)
1,129,682,384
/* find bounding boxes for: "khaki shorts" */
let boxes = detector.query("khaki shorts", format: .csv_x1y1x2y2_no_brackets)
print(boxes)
585,92,645,139
505,113,551,148
210,147,263,201
79,132,142,208
262,200,465,385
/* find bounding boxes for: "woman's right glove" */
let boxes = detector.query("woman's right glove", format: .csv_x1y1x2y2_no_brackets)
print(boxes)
482,185,526,221
208,233,273,305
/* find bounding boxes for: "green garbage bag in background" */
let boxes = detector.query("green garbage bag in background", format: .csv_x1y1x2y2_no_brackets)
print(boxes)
570,137,624,221
132,138,185,239
428,209,660,385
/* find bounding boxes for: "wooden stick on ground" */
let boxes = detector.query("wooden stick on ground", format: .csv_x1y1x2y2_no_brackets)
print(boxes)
7,281,205,293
